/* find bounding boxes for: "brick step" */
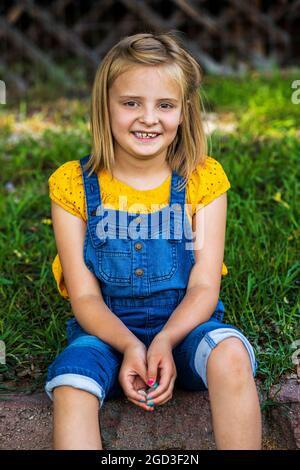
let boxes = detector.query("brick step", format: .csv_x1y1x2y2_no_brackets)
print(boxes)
0,380,298,450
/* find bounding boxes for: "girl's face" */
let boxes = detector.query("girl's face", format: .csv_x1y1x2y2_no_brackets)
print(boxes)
108,65,183,164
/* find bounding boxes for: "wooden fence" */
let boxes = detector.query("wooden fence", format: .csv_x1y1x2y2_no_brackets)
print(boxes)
0,0,299,94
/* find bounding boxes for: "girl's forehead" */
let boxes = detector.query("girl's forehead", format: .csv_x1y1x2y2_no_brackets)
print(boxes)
111,65,182,97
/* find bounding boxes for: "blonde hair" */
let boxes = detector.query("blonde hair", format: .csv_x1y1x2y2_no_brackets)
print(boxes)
86,31,208,191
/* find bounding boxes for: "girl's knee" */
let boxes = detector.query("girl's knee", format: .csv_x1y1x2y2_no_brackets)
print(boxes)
208,337,253,379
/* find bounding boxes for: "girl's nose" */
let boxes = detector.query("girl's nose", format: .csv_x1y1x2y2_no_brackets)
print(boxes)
139,110,159,125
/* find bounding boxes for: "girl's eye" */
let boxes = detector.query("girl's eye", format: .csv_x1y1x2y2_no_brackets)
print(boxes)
124,101,137,107
123,102,174,109
160,103,174,109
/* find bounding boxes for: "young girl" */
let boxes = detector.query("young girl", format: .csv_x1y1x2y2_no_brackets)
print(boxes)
45,32,262,450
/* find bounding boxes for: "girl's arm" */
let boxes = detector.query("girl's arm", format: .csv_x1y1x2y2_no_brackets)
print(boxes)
51,200,144,354
155,191,228,349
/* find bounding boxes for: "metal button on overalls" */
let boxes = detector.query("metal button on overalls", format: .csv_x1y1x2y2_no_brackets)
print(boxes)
135,268,144,277
134,242,143,251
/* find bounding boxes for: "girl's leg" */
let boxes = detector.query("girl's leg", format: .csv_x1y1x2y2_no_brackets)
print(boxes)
53,386,102,450
206,337,262,450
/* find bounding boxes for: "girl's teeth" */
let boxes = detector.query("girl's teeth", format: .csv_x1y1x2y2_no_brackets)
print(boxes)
134,132,158,139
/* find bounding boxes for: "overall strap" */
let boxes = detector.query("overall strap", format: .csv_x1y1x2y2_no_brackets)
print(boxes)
168,171,186,241
79,154,105,247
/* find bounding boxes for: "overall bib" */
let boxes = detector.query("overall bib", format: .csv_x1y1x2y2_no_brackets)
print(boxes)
45,155,257,407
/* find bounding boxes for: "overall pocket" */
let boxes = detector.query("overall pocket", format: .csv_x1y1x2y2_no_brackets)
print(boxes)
148,238,178,282
97,238,132,285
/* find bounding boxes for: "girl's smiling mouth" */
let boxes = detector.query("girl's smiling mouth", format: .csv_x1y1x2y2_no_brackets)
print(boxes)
131,131,161,142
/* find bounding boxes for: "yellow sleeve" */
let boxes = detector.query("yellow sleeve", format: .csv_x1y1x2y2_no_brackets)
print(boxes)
187,156,230,277
52,254,70,300
188,156,231,215
48,160,85,300
48,160,86,220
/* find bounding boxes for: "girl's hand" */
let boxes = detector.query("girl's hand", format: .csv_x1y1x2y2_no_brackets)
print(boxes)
118,344,156,411
145,333,177,408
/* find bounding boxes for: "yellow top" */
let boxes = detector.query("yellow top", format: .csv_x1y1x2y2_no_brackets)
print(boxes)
48,156,231,300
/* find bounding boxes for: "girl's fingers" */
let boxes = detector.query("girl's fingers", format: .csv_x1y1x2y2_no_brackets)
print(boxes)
121,374,148,402
146,391,171,407
127,396,155,411
146,376,176,404
137,389,147,399
127,383,174,410
128,389,158,410
146,373,168,400
137,389,155,410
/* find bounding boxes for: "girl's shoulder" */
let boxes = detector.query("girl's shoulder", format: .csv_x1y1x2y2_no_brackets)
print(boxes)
48,160,86,220
189,155,229,181
187,155,231,213
48,159,82,183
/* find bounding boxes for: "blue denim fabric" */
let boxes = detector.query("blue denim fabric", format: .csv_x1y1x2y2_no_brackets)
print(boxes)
45,155,258,407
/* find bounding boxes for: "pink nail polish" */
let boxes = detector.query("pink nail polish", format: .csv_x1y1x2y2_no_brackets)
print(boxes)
147,378,155,386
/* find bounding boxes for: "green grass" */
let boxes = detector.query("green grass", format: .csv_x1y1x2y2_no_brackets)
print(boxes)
203,69,300,137
0,69,299,398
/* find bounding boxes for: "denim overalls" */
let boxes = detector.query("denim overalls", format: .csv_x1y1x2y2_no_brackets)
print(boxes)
45,155,257,407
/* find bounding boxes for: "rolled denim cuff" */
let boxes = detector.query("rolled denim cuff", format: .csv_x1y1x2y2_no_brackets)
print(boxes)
194,328,258,388
45,373,105,408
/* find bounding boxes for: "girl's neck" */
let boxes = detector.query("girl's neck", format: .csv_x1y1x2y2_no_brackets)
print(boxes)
111,155,172,190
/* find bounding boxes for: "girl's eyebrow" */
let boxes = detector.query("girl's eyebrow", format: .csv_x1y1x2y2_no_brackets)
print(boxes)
119,95,179,102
